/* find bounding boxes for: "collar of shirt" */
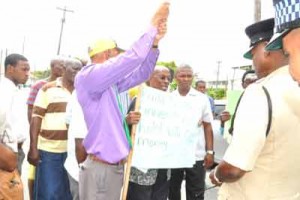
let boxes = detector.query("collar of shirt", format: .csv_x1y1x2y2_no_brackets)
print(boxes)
173,87,199,97
255,65,289,84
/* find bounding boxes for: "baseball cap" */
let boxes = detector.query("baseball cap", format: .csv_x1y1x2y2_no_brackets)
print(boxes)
88,39,117,57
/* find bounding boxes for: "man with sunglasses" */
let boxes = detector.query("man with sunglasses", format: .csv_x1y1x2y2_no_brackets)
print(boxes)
126,66,171,200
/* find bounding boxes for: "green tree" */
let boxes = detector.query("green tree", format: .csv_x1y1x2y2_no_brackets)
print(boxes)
32,69,50,80
207,88,226,100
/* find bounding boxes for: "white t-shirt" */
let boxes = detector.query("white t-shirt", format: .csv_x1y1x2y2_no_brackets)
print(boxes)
0,77,18,152
173,88,213,161
64,91,87,181
11,87,29,144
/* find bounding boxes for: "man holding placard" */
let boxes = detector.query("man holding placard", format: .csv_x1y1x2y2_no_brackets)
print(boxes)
126,66,171,200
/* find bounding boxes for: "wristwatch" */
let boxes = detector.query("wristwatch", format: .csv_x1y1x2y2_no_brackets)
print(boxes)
206,150,215,155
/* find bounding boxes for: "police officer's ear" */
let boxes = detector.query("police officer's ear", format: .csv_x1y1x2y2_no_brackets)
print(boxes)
264,50,271,58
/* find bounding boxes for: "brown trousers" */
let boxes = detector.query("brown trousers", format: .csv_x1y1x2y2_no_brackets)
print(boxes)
0,169,23,200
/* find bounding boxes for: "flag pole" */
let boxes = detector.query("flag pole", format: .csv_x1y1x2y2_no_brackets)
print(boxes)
121,85,142,200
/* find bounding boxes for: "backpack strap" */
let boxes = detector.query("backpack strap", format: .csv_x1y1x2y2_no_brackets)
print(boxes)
262,86,272,137
228,92,244,135
229,86,272,137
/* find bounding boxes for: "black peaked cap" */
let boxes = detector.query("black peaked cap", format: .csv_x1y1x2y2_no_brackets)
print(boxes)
245,18,275,47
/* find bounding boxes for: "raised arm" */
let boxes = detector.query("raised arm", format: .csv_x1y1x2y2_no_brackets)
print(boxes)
75,27,158,94
116,15,168,92
75,2,170,94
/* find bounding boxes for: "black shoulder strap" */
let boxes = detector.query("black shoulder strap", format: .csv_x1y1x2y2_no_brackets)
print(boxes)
228,92,244,135
262,86,272,137
228,86,272,137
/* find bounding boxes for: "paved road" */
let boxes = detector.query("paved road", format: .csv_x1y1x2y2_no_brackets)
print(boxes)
179,172,219,200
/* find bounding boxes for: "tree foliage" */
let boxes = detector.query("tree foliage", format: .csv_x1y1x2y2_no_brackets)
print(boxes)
207,88,226,100
32,69,50,80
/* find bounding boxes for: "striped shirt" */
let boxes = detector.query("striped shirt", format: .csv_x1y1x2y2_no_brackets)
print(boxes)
27,80,48,106
32,78,71,153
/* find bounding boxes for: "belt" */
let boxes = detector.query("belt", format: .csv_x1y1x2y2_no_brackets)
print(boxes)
89,154,126,166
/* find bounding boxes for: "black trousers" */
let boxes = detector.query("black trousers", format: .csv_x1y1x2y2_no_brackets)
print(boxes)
127,169,169,200
169,161,206,200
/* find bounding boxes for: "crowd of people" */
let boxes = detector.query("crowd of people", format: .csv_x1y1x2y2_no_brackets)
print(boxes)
1,0,300,200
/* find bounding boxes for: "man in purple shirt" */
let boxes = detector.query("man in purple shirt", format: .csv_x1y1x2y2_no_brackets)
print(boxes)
75,2,170,199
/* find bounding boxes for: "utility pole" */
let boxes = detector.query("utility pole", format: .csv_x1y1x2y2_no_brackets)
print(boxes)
254,0,261,22
216,60,221,89
56,6,74,55
22,36,26,54
0,49,2,80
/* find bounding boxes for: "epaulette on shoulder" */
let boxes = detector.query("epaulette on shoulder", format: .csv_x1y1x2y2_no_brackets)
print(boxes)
41,81,57,92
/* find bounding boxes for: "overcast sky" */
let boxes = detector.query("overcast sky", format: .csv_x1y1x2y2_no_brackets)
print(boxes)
0,0,274,80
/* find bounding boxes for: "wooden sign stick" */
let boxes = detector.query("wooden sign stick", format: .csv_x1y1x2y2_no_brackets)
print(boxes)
121,86,142,200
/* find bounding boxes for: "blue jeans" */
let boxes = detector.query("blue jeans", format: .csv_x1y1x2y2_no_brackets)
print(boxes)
34,150,72,200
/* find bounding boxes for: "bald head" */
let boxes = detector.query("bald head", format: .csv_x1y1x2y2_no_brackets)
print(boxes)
153,65,169,74
63,58,83,83
50,56,65,78
149,65,170,91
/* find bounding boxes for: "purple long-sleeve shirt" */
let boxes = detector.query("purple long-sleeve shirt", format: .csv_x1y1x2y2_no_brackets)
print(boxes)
75,26,159,163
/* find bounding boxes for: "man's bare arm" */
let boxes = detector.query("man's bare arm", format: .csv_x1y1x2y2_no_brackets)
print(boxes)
209,161,246,185
0,143,17,172
27,105,33,123
27,117,42,166
203,121,214,169
75,138,87,164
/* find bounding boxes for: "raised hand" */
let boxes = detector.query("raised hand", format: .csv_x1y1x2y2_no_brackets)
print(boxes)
154,20,168,45
151,2,170,27
152,2,170,46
